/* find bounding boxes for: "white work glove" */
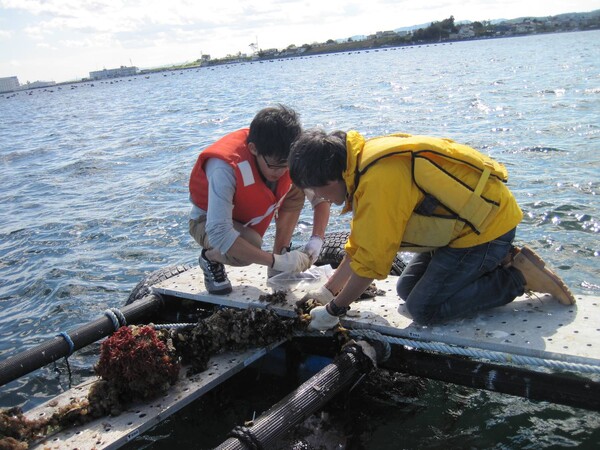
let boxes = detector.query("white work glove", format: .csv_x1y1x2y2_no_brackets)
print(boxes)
308,305,340,331
303,235,324,263
300,285,334,304
272,250,311,273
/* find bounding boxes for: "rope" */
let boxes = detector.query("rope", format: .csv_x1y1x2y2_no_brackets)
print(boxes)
55,331,75,388
151,323,196,330
110,308,127,327
56,331,75,356
104,308,127,331
379,334,600,375
104,310,120,331
228,425,262,450
349,329,392,363
299,329,600,375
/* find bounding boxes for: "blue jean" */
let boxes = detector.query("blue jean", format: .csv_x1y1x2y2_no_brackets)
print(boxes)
396,228,525,325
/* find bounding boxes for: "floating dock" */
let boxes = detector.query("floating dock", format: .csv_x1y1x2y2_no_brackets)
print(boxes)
25,264,600,449
155,265,600,370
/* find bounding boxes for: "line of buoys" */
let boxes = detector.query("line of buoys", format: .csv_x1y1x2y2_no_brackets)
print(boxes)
0,293,165,387
215,339,383,450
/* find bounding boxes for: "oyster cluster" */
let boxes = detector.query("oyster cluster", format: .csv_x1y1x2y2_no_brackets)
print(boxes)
258,290,288,305
0,397,106,449
0,304,308,448
172,307,296,375
0,407,46,449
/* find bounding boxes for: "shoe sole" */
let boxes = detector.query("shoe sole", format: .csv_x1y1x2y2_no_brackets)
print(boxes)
203,279,232,295
520,247,576,305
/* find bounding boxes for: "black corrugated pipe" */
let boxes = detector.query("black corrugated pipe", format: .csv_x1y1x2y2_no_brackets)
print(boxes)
0,293,165,387
215,339,386,450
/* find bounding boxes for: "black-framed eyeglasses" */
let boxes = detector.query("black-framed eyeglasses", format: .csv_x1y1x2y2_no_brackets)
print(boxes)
261,154,288,170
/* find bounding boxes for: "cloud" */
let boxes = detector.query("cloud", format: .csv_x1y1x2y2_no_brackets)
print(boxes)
2,0,596,82
3,0,364,37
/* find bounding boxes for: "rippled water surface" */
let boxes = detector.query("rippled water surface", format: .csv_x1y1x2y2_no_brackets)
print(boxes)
1,31,599,448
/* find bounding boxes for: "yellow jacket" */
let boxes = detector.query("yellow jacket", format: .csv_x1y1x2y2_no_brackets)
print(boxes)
342,131,523,279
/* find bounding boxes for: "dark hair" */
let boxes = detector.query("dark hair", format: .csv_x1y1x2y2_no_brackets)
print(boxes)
247,104,301,161
289,129,347,189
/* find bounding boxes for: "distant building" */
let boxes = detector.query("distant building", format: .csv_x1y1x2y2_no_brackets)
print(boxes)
0,76,19,93
458,25,476,39
89,66,138,80
375,30,397,38
21,80,56,90
260,48,280,58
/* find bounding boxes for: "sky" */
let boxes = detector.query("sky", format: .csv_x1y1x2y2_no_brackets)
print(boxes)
1,0,598,83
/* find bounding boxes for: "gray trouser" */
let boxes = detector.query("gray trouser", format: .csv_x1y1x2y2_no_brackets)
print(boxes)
189,217,262,266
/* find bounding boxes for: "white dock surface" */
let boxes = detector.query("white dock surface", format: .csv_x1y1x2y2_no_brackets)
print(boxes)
154,265,600,368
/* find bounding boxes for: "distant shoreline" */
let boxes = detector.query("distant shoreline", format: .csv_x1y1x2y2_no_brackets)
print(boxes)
3,14,599,93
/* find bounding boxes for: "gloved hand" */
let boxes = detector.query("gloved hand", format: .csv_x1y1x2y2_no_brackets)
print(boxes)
268,247,289,279
272,250,311,273
308,305,340,331
303,235,324,263
267,266,280,279
300,285,334,304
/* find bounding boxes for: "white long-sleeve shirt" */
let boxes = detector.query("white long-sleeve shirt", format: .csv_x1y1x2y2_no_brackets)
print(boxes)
190,158,323,254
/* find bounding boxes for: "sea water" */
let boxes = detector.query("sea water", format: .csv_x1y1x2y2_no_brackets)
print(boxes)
0,30,599,448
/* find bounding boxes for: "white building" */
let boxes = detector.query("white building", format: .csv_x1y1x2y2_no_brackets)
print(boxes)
21,81,56,90
458,25,476,38
89,66,138,80
0,76,20,93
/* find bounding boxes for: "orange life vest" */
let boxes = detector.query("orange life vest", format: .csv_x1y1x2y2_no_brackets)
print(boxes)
189,129,292,236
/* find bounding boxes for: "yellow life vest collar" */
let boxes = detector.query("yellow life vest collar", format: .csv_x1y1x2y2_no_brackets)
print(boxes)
344,130,508,193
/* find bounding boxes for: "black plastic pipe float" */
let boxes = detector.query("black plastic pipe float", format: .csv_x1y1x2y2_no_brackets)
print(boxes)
383,344,600,412
215,339,385,450
291,335,600,412
0,293,165,387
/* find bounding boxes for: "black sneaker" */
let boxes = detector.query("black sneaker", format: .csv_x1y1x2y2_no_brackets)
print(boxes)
199,250,232,295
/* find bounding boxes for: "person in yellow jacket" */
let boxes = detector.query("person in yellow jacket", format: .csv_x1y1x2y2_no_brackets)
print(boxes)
288,129,575,330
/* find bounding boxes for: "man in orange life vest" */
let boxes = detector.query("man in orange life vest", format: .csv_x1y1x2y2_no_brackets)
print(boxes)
188,105,330,294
